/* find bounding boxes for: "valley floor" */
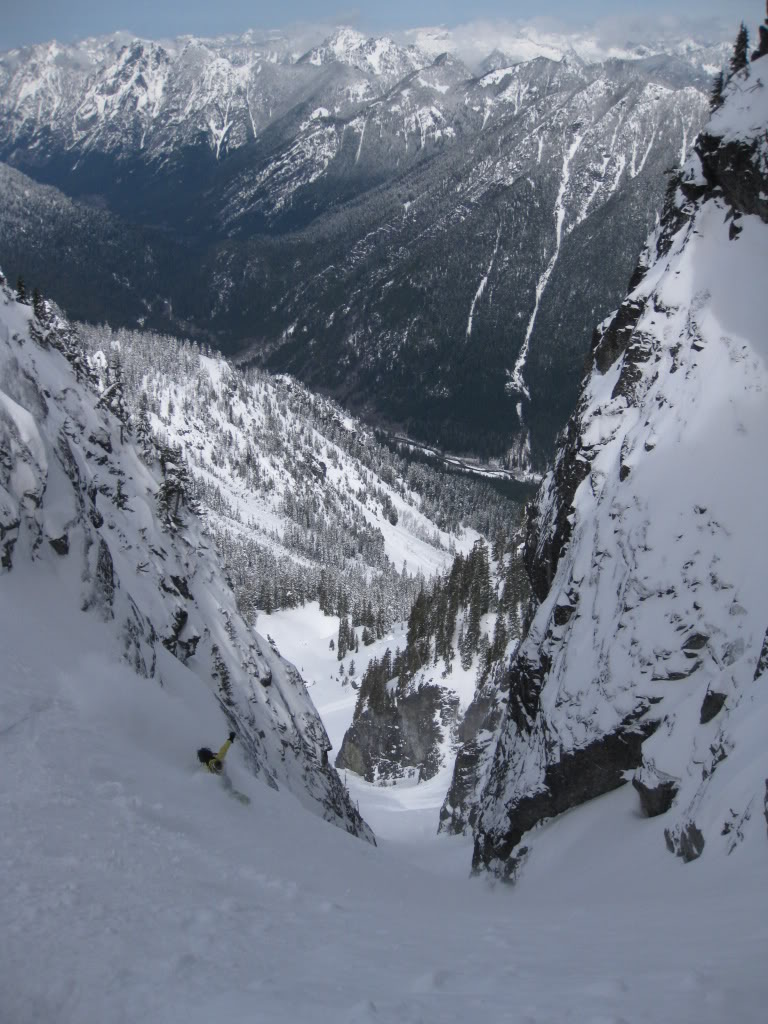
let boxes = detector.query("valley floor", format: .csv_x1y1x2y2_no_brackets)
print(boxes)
3,587,767,1024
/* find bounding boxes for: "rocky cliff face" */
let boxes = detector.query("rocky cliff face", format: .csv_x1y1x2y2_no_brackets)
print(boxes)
336,682,459,784
0,277,373,842
438,660,510,836
471,54,768,880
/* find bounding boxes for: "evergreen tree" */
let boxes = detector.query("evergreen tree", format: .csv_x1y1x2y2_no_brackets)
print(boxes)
98,351,132,444
134,391,155,463
709,69,725,111
730,23,749,76
156,442,197,532
337,615,351,660
458,624,472,671
490,613,508,661
32,287,46,322
15,276,28,304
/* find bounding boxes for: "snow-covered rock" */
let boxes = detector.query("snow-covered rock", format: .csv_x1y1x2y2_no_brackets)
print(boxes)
0,278,374,841
471,54,768,881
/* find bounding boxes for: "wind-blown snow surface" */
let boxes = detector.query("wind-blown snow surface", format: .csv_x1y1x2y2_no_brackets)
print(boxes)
3,575,768,1023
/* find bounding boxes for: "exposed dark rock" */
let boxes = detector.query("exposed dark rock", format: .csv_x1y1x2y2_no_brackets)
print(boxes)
336,683,459,783
695,133,768,226
88,429,113,453
1,518,19,569
553,602,575,626
87,483,104,528
162,607,189,658
592,297,646,374
439,663,509,835
683,632,709,651
699,689,727,724
177,634,200,661
632,776,678,817
82,537,115,620
48,534,70,556
611,331,655,403
506,650,550,735
665,821,706,862
170,574,193,600
472,713,657,879
524,423,591,604
754,628,768,680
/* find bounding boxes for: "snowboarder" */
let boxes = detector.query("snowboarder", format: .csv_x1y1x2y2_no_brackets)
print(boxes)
197,731,251,803
197,732,236,774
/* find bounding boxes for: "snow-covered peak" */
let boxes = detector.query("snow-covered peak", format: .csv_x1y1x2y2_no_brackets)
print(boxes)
300,27,429,81
307,27,368,62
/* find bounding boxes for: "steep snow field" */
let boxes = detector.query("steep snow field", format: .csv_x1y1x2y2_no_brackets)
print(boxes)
3,575,767,1024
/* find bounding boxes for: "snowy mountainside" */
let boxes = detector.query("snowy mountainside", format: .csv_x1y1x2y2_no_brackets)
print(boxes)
470,51,768,880
74,321,520,638
239,51,709,466
76,316,534,798
0,27,713,468
0,28,430,166
0,277,373,840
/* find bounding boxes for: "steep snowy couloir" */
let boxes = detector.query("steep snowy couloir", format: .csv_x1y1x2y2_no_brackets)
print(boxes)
0,279,373,841
470,50,768,880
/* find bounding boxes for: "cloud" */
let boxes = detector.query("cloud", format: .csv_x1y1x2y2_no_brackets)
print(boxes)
392,14,734,70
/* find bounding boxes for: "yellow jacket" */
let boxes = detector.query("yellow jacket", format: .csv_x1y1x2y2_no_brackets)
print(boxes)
206,738,232,773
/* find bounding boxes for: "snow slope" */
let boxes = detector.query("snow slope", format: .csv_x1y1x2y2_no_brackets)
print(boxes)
3,571,768,1024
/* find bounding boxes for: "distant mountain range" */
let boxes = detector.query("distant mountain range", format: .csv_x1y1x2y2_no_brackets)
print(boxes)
0,26,726,469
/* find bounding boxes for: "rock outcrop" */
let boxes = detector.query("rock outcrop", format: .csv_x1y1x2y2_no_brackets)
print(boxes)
438,661,510,836
336,682,459,784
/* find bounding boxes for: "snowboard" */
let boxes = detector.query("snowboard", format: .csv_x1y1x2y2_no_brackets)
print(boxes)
220,773,251,805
